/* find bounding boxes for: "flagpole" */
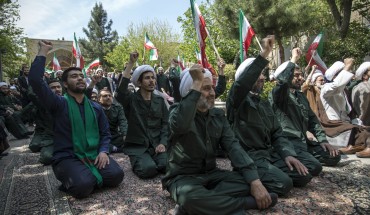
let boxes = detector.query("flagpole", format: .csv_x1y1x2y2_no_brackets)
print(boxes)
307,50,316,66
204,27,221,60
254,35,263,51
142,47,146,65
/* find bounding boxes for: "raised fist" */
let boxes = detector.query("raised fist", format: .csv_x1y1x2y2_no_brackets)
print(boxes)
260,35,275,58
129,51,139,64
291,48,302,63
189,64,204,82
217,58,225,70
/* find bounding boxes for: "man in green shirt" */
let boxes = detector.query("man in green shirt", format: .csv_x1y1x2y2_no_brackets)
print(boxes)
227,36,310,192
163,40,278,214
98,89,128,153
116,52,168,179
270,48,340,177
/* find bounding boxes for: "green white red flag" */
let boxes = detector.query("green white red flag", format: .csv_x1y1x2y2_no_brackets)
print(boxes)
52,53,61,71
177,52,185,71
144,32,156,50
72,32,85,69
190,0,212,71
306,32,327,72
239,10,256,62
149,48,158,61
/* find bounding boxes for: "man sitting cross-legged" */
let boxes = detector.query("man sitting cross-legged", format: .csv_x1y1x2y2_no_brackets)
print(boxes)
115,52,168,179
98,89,128,153
227,36,311,193
162,63,278,215
29,40,124,199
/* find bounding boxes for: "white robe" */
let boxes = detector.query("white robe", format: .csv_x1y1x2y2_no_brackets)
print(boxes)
352,81,370,126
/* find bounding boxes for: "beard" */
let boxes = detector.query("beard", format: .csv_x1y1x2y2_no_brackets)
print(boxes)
68,87,85,94
197,94,215,110
251,84,263,94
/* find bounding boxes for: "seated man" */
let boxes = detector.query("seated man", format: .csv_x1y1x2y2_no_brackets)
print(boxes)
28,79,63,165
270,48,340,176
116,52,168,179
227,36,310,193
29,40,124,198
0,82,32,139
163,63,278,215
98,89,128,153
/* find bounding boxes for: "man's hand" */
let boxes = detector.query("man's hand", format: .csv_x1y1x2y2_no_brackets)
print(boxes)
343,58,355,72
260,35,275,59
320,142,339,157
38,40,53,56
94,152,110,169
155,144,166,153
14,104,22,111
189,64,204,92
129,51,139,64
5,109,13,116
217,58,226,75
290,48,302,64
250,179,272,210
284,156,309,176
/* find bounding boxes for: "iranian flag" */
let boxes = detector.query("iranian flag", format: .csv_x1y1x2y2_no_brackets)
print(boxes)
149,48,158,61
239,10,256,62
144,32,156,50
177,52,185,71
190,0,212,72
306,32,327,73
52,53,61,71
72,32,85,69
84,58,100,76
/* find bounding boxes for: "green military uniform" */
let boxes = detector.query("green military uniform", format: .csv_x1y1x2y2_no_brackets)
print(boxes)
27,89,54,165
0,91,31,139
116,77,168,179
168,67,181,102
269,62,341,173
157,73,171,94
102,103,128,150
226,55,311,191
163,90,263,215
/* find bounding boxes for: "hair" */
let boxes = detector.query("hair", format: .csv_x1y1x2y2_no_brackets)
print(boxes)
47,78,60,86
98,88,112,99
61,67,82,82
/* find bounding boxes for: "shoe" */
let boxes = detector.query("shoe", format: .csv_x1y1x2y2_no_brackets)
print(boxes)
339,145,366,154
356,147,370,158
245,193,278,210
173,204,188,215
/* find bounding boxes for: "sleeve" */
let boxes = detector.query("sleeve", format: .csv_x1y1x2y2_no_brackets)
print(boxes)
117,105,128,136
215,75,226,98
307,102,328,144
270,62,296,111
115,77,132,116
169,90,200,134
159,99,169,146
321,70,354,98
97,106,111,153
28,56,63,112
270,114,297,158
227,55,269,111
219,116,260,183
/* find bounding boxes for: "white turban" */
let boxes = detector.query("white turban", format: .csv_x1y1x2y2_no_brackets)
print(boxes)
10,86,16,90
92,88,98,94
324,61,344,81
355,62,370,80
179,68,213,97
131,65,156,87
311,70,324,84
274,61,289,78
0,82,8,87
235,58,256,81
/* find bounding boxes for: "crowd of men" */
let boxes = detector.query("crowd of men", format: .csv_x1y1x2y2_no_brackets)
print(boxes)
0,36,369,214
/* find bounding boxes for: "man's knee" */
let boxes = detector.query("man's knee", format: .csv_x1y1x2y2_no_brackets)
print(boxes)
268,175,293,196
322,155,341,167
102,162,124,187
308,161,322,176
292,174,313,187
67,176,96,198
133,161,158,179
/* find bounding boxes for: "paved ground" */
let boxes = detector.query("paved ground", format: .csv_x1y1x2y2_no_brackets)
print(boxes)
0,135,369,214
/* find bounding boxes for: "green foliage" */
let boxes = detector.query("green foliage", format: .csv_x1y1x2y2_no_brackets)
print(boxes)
80,2,118,67
323,22,370,65
106,20,180,70
218,64,235,101
0,0,25,80
261,80,276,101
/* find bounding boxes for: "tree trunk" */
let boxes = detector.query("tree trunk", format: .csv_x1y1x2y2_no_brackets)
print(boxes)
278,39,285,64
326,0,353,39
